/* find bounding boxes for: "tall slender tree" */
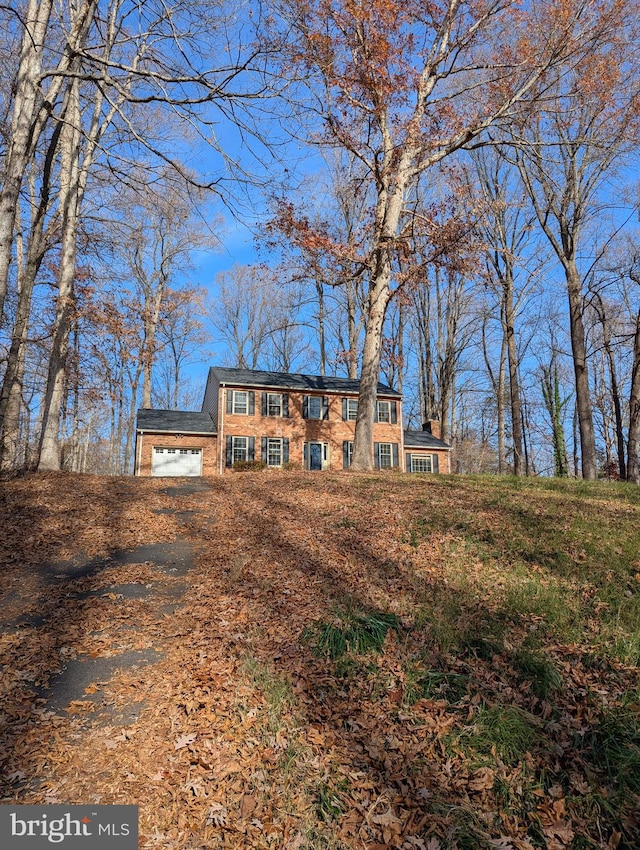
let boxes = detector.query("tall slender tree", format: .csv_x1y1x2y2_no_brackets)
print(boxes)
503,5,640,478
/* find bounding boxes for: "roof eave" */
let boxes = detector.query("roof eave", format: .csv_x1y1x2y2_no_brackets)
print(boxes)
136,428,217,436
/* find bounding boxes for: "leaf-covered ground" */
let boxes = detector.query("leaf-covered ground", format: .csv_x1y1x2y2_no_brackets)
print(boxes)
1,471,639,850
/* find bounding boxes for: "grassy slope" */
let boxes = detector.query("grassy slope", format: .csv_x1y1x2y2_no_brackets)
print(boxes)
0,471,639,850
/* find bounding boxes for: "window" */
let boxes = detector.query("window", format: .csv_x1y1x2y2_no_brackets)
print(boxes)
232,391,248,414
232,436,248,464
374,441,398,468
411,455,433,473
261,391,288,417
376,401,391,423
180,449,188,454
267,438,283,467
267,393,282,417
308,397,322,419
303,395,328,420
226,435,255,467
154,448,164,454
227,389,255,416
346,399,358,420
168,448,176,454
378,443,392,468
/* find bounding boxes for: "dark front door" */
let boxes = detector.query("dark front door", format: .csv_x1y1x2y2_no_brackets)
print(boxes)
309,442,323,471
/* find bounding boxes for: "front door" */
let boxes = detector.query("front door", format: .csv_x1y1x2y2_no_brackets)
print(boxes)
309,442,323,471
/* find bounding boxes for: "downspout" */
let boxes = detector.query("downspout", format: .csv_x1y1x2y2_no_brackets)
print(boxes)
219,383,225,475
135,430,144,476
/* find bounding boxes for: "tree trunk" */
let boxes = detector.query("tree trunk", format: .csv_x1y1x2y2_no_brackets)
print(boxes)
565,261,597,479
37,79,82,471
482,317,506,473
0,118,61,470
351,280,390,470
626,309,640,484
0,0,97,328
315,280,326,376
541,361,568,477
0,0,54,327
396,300,404,394
346,277,359,379
141,270,168,408
504,277,524,475
599,301,626,479
496,342,506,475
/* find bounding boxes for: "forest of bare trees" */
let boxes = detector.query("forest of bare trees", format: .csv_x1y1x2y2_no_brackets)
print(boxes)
1,0,639,479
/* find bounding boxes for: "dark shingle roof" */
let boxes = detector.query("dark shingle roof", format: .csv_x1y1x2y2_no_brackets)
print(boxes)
208,367,401,397
136,409,217,434
404,429,451,450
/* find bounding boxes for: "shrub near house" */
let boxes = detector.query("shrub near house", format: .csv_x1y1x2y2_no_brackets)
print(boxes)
134,367,451,476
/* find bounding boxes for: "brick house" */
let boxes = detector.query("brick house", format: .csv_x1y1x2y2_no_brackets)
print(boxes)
134,366,451,477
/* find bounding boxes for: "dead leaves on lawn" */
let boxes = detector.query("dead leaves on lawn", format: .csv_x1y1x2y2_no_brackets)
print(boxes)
0,471,639,849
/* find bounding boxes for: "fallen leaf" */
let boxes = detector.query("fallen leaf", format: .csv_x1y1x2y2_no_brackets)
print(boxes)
371,807,402,826
174,733,197,749
240,793,257,819
206,803,228,827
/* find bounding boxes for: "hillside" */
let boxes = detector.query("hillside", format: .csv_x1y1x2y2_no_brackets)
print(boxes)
0,471,639,849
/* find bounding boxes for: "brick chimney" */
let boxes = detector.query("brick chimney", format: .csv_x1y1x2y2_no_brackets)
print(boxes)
422,419,441,439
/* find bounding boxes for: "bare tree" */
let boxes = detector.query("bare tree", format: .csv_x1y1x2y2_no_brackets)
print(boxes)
274,0,621,470
410,264,477,444
503,11,640,478
154,286,210,410
1,0,277,471
540,345,571,478
266,151,371,378
211,265,284,370
471,149,542,475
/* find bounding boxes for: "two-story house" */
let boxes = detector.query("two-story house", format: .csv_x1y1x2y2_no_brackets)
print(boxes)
134,366,451,476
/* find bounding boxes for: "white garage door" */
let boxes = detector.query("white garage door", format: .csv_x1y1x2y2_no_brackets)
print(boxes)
152,447,202,477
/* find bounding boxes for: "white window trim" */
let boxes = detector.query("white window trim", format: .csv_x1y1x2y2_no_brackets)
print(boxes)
377,400,391,423
267,392,283,417
232,436,248,464
267,437,283,467
308,396,323,419
378,442,392,468
305,441,328,470
411,455,433,473
232,390,248,415
346,399,358,421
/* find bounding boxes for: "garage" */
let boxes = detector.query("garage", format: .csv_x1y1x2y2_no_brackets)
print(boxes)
151,447,202,477
135,409,217,477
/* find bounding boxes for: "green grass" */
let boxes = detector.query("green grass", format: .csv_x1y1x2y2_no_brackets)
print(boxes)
512,649,562,700
403,665,470,705
259,474,640,847
463,704,541,766
403,474,640,664
315,782,345,822
582,708,640,795
303,607,401,659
